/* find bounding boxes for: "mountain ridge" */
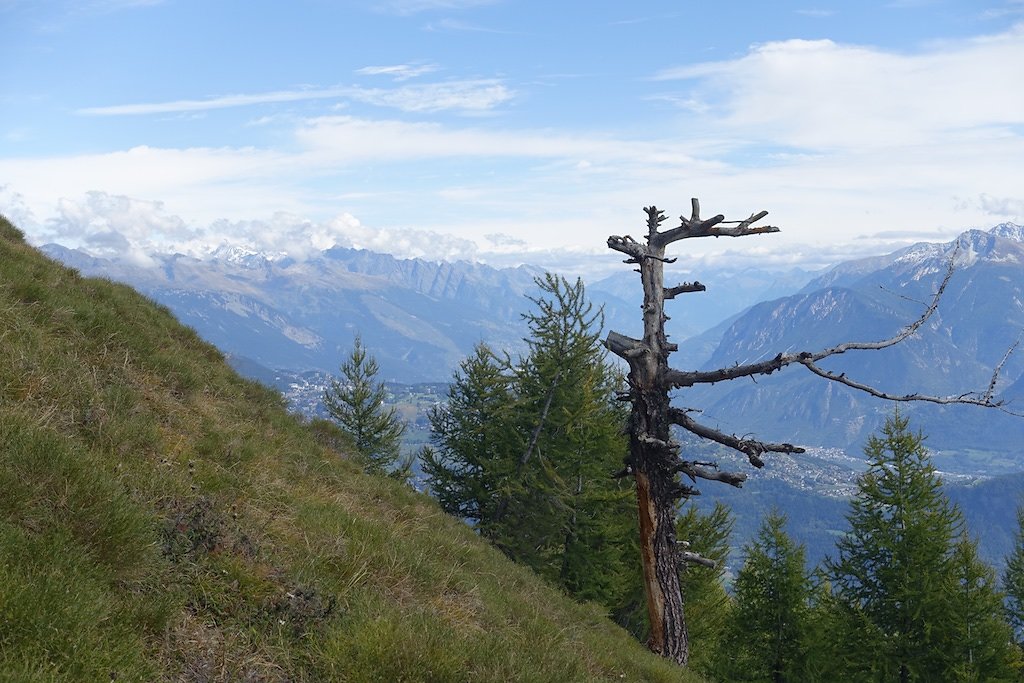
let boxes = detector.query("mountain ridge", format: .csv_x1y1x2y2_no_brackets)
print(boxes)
42,240,815,384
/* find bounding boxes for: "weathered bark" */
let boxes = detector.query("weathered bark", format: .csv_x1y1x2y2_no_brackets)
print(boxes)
609,207,701,664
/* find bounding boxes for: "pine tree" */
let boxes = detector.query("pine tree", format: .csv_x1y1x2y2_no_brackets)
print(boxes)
495,275,633,593
424,274,638,618
422,343,518,539
323,335,405,476
825,411,1013,681
946,533,1015,681
720,508,811,682
1003,504,1024,639
675,503,733,678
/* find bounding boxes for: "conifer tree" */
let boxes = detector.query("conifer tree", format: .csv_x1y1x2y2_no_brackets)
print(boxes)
323,335,406,476
675,503,733,677
422,343,518,540
947,533,1016,680
826,412,1013,681
721,508,811,683
424,274,637,617
1003,504,1024,639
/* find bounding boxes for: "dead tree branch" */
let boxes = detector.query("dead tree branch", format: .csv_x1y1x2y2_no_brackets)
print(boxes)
662,250,1016,411
668,407,805,467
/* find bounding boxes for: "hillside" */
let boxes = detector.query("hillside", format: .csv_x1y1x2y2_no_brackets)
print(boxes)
0,215,690,682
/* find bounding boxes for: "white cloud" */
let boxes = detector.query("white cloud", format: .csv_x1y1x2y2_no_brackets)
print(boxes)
291,115,713,168
78,88,354,116
349,79,513,112
652,24,1024,150
978,193,1024,218
203,211,481,262
0,145,292,221
29,193,483,265
422,18,513,33
43,192,194,266
77,79,513,116
355,63,439,80
0,184,36,228
376,0,498,16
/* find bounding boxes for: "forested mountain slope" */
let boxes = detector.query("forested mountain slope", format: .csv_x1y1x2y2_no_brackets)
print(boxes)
0,215,689,682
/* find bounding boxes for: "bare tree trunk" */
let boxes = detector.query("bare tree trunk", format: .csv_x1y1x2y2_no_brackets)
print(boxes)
635,466,689,663
615,208,692,663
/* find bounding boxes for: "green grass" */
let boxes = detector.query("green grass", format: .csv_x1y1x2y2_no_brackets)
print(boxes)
0,216,694,682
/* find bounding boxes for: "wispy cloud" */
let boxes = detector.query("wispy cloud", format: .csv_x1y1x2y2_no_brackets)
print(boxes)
78,88,353,116
978,193,1024,217
795,8,836,17
77,79,513,116
376,0,498,16
90,0,165,10
350,79,513,112
423,18,514,33
355,63,439,80
980,0,1024,19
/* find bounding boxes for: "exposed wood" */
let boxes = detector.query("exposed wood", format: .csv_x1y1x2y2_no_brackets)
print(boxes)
679,550,717,568
664,282,705,299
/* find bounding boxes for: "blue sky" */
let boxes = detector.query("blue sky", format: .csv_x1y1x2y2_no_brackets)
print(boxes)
2,0,1023,274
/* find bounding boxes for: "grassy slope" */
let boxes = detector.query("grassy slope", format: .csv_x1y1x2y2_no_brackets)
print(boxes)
0,216,692,682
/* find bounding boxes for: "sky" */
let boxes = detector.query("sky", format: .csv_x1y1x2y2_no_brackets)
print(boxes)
1,0,1023,276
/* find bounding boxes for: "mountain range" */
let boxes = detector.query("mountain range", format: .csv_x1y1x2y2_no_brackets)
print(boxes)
40,242,816,383
41,222,1024,471
41,243,546,383
34,218,1024,578
682,223,1024,470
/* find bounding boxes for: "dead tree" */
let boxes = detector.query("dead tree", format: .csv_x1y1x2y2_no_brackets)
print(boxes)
605,201,1011,667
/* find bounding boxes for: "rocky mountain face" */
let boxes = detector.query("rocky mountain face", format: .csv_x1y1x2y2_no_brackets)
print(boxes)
681,223,1024,467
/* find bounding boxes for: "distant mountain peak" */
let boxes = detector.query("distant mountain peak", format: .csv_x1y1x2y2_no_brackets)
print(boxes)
989,222,1024,242
209,244,285,268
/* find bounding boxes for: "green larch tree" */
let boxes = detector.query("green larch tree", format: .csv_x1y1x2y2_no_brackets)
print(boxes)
720,508,811,683
323,335,406,476
422,342,518,540
424,274,638,619
826,412,1012,682
675,503,733,678
1003,504,1024,639
947,533,1016,681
